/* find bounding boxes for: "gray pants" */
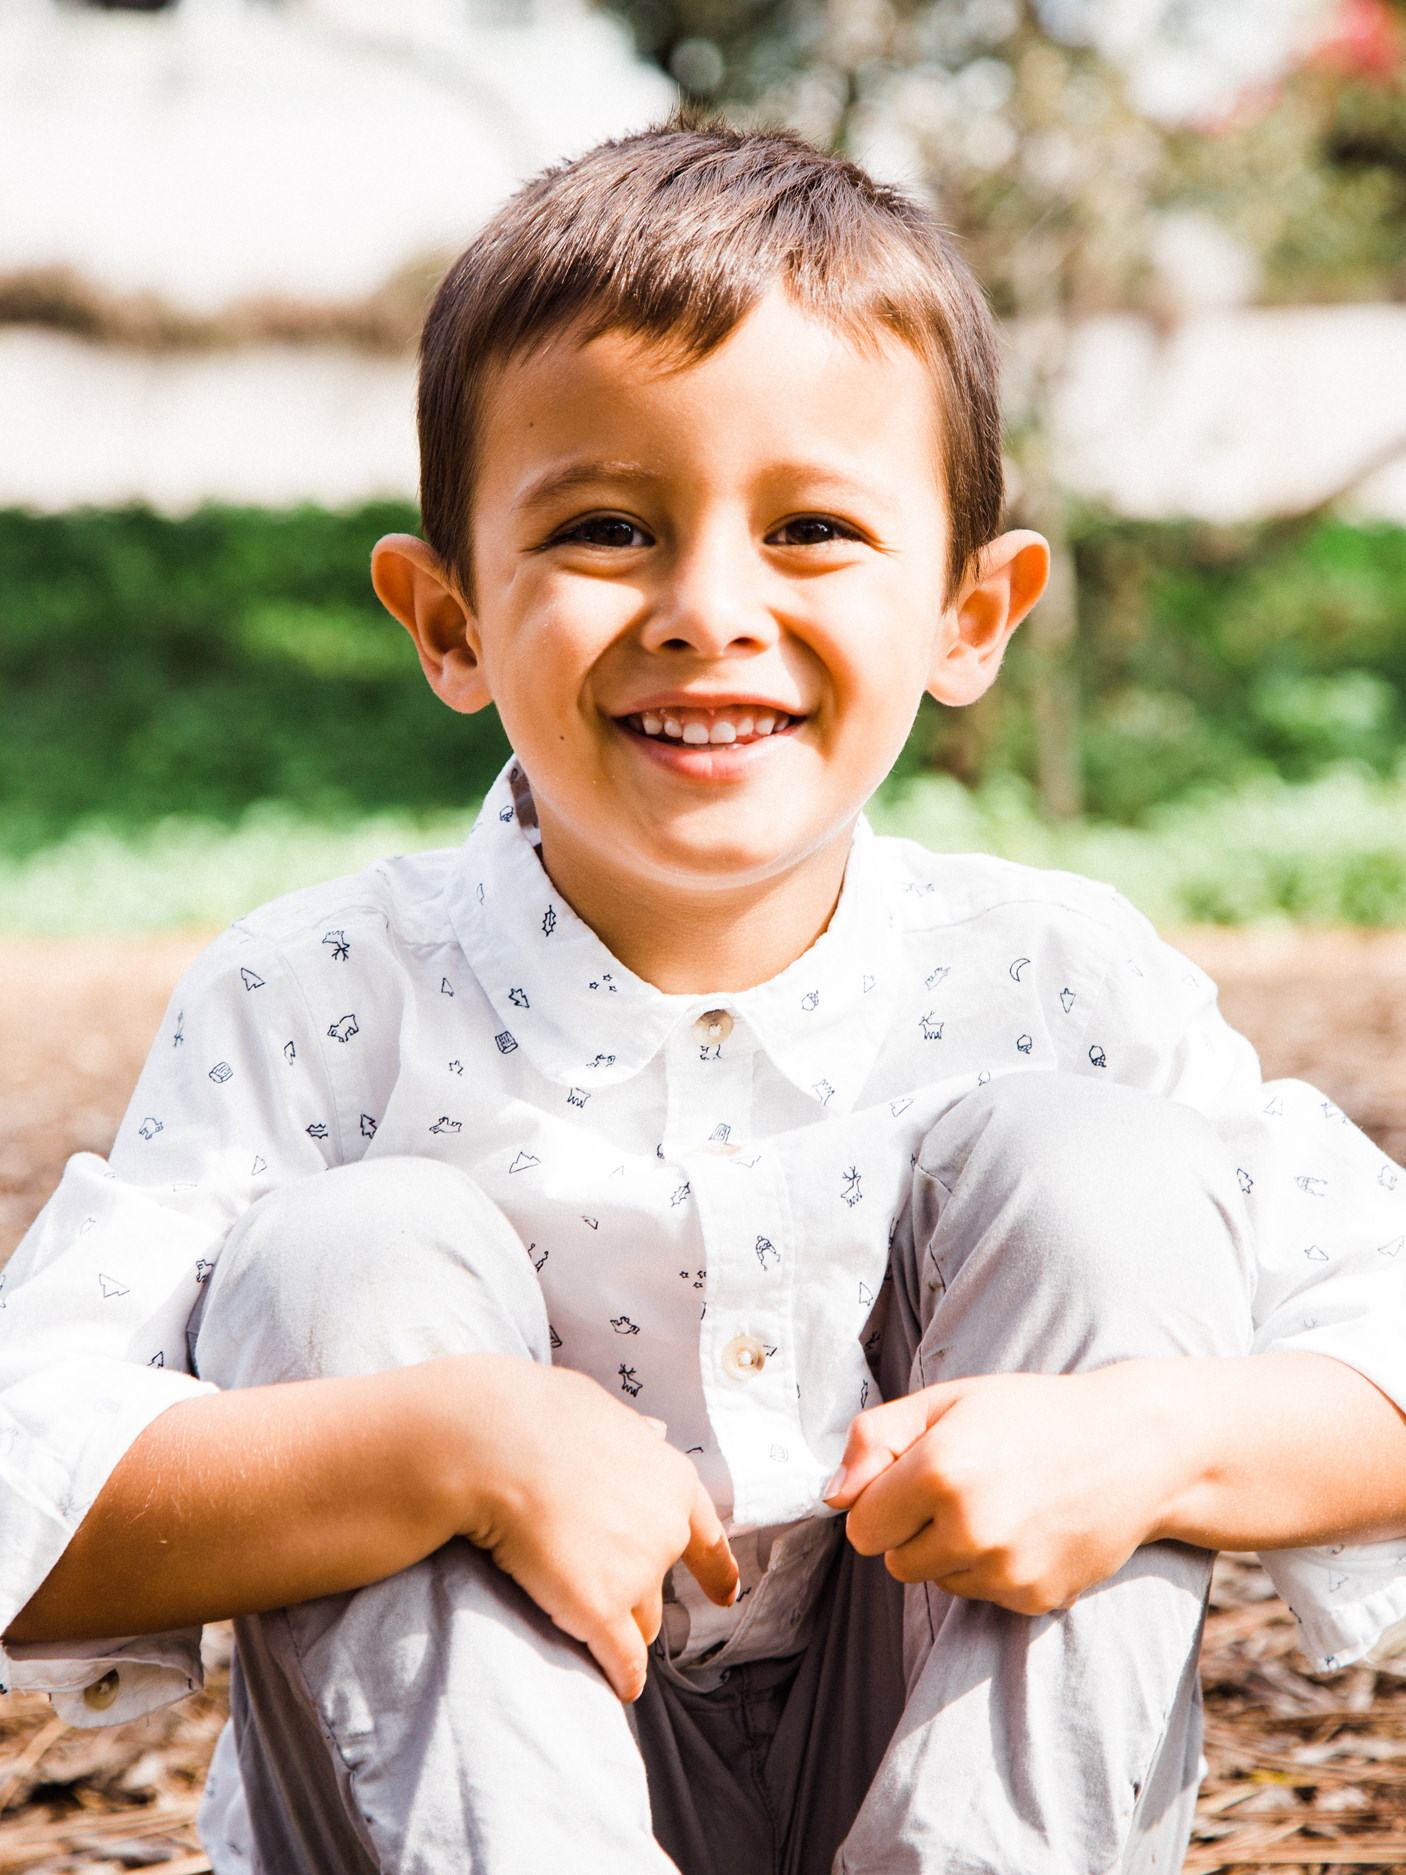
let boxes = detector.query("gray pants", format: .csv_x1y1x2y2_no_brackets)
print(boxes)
194,1075,1253,1874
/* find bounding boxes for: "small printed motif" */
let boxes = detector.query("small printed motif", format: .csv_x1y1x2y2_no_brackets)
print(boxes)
532,1245,548,1272
360,1114,377,1139
328,1015,359,1044
306,1123,330,1140
1379,1237,1404,1258
858,1280,874,1306
813,1078,835,1105
208,1061,233,1084
195,1259,215,1284
98,1273,129,1300
509,987,529,1008
801,990,820,1012
841,1167,863,1207
138,1116,163,1141
283,1040,297,1066
618,1364,641,1397
508,1151,540,1174
542,907,558,937
1381,1165,1399,1191
1237,1168,1253,1194
1059,988,1076,1014
611,1316,640,1335
1295,1175,1328,1197
582,1216,599,1230
1087,1045,1107,1069
860,1380,870,1409
925,965,950,990
429,1116,462,1135
322,930,350,962
889,1097,913,1117
1264,1097,1284,1117
1009,957,1030,982
550,1325,562,1349
670,1183,691,1207
149,1350,164,1367
769,1445,788,1463
251,1155,267,1176
240,968,265,991
1303,1244,1329,1261
589,974,618,993
862,975,876,993
588,1053,616,1069
977,1068,991,1086
172,1012,184,1048
919,1013,944,1041
1016,1034,1033,1055
449,1059,463,1075
755,1236,779,1270
495,1031,518,1055
498,804,514,822
441,977,455,997
710,1123,731,1143
567,1088,589,1108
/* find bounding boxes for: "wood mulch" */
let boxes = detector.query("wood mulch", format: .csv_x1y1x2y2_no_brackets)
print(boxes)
5,925,1406,1873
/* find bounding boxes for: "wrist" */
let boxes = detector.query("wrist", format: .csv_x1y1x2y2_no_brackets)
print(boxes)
1085,1358,1221,1549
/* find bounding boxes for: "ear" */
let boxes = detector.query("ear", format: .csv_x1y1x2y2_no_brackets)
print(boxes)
926,530,1050,708
370,534,492,715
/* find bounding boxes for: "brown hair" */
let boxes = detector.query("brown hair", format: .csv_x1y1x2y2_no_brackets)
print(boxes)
418,122,1003,598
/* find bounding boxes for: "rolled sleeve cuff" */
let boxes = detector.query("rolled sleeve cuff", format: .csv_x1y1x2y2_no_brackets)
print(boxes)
0,1355,215,1698
1260,1541,1406,1674
3,1628,203,1726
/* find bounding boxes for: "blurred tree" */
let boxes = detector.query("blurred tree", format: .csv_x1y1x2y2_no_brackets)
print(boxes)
613,0,1406,816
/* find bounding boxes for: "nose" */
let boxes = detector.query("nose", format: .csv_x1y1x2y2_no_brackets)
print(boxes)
638,524,779,658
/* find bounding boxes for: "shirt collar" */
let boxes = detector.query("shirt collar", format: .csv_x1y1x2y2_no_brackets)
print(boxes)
446,759,903,1112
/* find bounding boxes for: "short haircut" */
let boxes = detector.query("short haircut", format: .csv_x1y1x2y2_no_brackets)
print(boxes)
418,121,1003,599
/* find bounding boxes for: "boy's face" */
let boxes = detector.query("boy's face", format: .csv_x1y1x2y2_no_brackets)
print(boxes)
379,289,1044,950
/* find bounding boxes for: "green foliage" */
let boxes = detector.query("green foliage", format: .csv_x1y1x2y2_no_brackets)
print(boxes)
918,515,1406,822
0,504,510,854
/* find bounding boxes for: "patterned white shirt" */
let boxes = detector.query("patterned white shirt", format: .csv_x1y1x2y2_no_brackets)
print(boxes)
5,758,1406,1733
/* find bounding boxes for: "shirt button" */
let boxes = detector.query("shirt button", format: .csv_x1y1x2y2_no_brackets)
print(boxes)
722,1334,767,1380
83,1669,120,1712
693,1008,734,1046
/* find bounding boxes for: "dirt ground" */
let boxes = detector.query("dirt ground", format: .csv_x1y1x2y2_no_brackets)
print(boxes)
7,926,1406,1872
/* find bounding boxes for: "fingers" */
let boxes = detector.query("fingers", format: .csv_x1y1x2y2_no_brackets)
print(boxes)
823,1391,948,1509
682,1483,739,1608
586,1615,651,1703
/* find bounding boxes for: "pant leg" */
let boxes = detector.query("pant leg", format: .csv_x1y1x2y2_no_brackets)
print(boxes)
193,1156,676,1875
836,1072,1257,1875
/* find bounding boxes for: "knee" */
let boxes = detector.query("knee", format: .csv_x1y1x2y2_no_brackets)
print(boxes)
913,1073,1253,1332
195,1157,549,1388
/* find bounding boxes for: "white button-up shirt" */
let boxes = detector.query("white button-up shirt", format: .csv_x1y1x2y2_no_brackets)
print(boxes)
6,758,1406,1731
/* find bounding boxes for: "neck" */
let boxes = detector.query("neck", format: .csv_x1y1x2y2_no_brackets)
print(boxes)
533,826,856,995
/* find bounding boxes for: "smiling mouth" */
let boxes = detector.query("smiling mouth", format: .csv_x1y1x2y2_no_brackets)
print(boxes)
623,706,799,747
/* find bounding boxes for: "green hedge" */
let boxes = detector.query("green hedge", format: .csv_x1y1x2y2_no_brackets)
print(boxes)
0,504,509,853
3,505,1406,852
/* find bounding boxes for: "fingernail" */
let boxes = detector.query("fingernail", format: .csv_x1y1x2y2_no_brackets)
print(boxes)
823,1464,848,1500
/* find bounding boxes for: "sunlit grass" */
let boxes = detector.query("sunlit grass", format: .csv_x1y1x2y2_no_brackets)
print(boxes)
4,764,1406,936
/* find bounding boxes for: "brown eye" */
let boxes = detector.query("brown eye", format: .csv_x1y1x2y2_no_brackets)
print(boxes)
769,516,858,547
556,516,651,549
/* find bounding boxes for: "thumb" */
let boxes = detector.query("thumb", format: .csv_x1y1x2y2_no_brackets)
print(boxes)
824,1388,955,1509
682,1481,739,1608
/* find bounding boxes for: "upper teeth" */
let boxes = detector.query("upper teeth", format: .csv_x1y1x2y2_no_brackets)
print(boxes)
635,710,784,745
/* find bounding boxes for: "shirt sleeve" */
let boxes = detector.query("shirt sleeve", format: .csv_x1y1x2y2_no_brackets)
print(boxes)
0,918,336,1720
1084,897,1406,1671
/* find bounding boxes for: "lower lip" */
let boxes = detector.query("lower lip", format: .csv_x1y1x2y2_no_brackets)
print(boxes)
618,720,798,776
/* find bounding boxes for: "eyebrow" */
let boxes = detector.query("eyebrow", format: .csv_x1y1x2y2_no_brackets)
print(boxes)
516,461,656,510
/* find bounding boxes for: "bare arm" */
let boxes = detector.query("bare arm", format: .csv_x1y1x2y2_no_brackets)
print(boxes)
7,1354,737,1702
828,1353,1406,1612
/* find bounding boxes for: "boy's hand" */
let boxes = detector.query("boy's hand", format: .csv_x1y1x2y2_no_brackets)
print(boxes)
456,1360,738,1702
824,1370,1171,1614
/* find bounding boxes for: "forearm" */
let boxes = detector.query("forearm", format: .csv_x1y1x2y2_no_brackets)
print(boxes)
5,1353,516,1645
1142,1351,1406,1553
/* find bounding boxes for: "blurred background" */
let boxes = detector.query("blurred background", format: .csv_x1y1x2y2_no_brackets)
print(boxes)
3,0,1406,938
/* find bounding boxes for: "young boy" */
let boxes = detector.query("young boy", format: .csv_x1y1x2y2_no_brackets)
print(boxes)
6,122,1406,1875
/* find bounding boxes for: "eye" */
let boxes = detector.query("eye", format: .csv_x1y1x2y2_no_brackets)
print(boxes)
767,515,862,548
550,514,653,550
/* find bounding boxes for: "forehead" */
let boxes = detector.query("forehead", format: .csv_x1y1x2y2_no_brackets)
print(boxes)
475,290,946,505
